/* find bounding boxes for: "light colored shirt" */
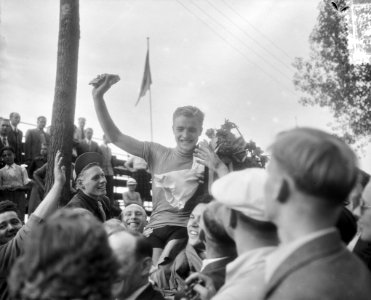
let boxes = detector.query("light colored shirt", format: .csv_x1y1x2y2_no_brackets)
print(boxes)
123,282,149,300
0,135,9,146
126,156,148,170
265,227,336,282
0,163,30,187
212,247,276,300
200,257,228,272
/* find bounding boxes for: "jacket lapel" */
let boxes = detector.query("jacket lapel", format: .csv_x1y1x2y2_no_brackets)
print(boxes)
264,231,343,298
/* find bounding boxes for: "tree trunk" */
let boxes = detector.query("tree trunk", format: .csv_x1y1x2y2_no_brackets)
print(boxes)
45,0,80,206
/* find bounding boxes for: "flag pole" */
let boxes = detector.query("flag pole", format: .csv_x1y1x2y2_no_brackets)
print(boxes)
147,37,153,142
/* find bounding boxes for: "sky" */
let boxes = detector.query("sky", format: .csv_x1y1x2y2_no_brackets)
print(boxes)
1,0,370,172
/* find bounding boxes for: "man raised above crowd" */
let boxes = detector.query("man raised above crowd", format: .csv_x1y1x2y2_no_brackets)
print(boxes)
263,127,371,300
91,74,226,264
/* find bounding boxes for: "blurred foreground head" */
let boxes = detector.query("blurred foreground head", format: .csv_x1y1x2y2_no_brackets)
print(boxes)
9,208,118,300
265,127,358,223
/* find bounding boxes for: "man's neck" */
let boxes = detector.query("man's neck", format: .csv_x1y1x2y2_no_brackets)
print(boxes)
205,241,231,259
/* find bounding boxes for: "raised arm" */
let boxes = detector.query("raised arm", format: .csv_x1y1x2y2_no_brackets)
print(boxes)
33,151,65,219
91,74,144,156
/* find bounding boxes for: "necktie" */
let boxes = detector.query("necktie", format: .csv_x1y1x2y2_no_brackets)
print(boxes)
97,200,106,221
2,137,8,146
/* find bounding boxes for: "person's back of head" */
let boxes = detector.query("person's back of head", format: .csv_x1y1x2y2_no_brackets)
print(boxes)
9,208,118,300
202,204,237,258
109,230,153,299
270,127,358,206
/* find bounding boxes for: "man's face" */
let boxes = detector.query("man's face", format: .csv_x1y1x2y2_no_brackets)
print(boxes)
187,203,207,248
173,115,202,154
85,129,93,140
0,120,10,136
359,185,371,241
37,117,47,130
127,184,136,192
0,211,22,245
40,145,48,156
10,113,20,127
122,205,147,233
2,150,15,165
78,118,86,128
80,166,107,198
109,232,142,298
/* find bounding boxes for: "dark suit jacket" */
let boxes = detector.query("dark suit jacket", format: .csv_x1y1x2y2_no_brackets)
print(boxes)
0,138,7,168
263,231,371,300
24,128,50,165
353,238,371,272
136,284,164,300
76,140,101,156
7,128,23,164
202,256,235,292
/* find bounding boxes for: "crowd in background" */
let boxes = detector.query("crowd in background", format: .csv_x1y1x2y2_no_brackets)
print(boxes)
1,82,371,300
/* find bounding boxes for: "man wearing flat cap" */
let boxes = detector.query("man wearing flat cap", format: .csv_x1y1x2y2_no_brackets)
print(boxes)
263,128,371,300
186,168,279,300
65,152,120,222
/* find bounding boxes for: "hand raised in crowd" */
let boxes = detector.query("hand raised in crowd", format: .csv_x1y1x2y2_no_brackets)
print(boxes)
183,272,216,300
143,227,153,238
54,150,66,186
194,140,229,178
91,74,120,99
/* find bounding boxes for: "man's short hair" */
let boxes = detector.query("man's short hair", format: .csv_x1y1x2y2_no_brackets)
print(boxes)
37,116,46,121
104,218,127,236
173,106,204,125
9,112,20,119
0,146,15,156
270,127,358,205
0,200,20,217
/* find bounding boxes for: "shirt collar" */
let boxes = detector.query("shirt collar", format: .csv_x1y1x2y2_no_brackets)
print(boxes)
200,256,228,272
265,227,336,282
5,163,16,169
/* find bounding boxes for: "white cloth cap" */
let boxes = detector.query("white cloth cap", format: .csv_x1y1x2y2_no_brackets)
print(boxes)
127,178,137,185
211,168,268,221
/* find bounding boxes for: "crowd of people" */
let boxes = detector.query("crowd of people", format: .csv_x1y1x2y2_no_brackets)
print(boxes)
0,73,371,300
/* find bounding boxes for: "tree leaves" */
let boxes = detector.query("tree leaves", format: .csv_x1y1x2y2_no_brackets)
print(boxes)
293,1,371,145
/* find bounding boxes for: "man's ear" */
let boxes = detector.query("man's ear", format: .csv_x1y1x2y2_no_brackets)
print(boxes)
140,257,152,276
277,179,290,203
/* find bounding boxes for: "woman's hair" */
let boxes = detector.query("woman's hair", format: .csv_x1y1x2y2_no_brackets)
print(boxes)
9,208,118,300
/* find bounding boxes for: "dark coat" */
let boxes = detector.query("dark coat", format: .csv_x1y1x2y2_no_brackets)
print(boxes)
76,140,101,156
263,231,371,300
24,128,50,165
65,190,120,222
7,128,23,164
135,284,165,300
